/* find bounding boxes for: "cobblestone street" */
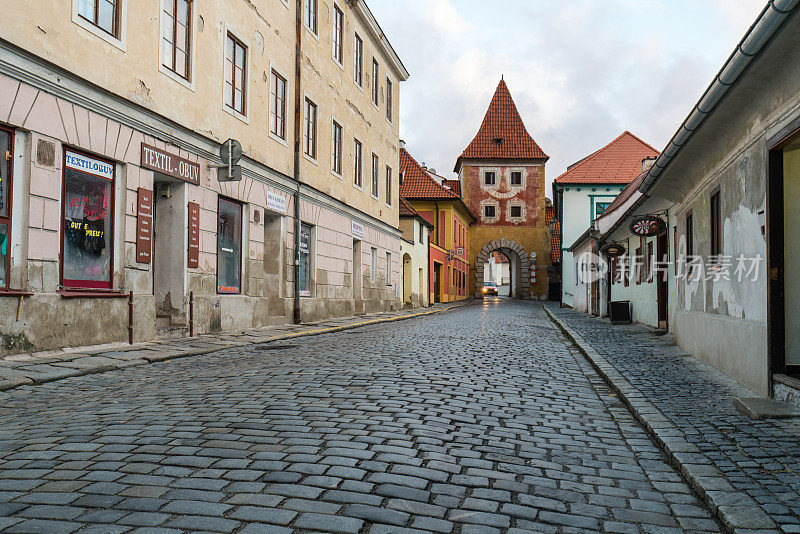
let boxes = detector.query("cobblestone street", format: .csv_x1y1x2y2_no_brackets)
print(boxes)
0,301,723,533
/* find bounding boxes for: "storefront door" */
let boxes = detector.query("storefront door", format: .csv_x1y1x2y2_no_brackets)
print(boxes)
153,178,187,333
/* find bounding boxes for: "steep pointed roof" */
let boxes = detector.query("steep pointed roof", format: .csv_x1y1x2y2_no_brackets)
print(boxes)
400,148,461,200
455,79,549,172
553,131,659,185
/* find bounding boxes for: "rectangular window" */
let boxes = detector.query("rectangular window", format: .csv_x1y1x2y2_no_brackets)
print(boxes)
78,0,119,37
333,4,344,64
623,252,630,287
385,166,392,206
299,223,313,296
371,247,377,282
386,251,392,286
710,188,721,260
386,78,393,122
161,0,191,80
354,33,363,87
331,121,343,175
510,206,522,218
0,128,14,289
270,70,286,139
511,171,522,186
371,154,379,197
217,197,242,294
484,205,495,218
62,150,115,289
372,59,379,106
636,246,644,284
305,0,317,34
595,201,612,218
304,98,317,159
419,222,424,244
484,171,496,185
224,33,247,115
353,139,362,188
686,212,694,258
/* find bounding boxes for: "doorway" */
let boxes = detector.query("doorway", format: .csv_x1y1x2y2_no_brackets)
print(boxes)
657,231,669,329
433,262,441,303
352,239,362,309
153,178,187,334
402,253,412,306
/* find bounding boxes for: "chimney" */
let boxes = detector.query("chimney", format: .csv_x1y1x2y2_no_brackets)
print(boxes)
422,162,427,170
642,156,657,172
399,139,406,150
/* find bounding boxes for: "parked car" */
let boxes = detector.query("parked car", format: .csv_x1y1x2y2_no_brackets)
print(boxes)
482,281,498,296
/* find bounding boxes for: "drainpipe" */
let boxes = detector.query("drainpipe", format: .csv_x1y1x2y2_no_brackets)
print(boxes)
640,0,800,194
427,224,432,306
292,0,303,324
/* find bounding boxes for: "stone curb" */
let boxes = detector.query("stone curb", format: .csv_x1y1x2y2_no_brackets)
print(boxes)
543,306,777,534
0,303,467,393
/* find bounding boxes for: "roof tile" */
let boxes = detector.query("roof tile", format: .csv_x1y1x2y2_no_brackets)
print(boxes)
553,131,659,185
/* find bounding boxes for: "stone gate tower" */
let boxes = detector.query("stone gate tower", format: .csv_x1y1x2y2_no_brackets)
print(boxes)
455,79,550,299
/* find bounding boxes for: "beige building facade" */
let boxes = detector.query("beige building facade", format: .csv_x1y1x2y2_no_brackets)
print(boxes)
0,0,408,354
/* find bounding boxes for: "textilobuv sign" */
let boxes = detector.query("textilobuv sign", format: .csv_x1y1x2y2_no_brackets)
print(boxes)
141,143,201,185
187,202,200,269
136,188,153,263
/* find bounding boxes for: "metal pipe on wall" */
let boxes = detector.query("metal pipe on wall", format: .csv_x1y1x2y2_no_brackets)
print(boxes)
292,0,303,324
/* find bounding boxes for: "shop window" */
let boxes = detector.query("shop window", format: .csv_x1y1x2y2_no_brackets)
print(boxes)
299,223,313,297
0,128,13,289
62,150,115,289
331,121,342,175
354,33,363,87
161,0,191,80
646,241,653,283
270,70,286,139
217,197,242,294
78,0,119,37
224,33,247,115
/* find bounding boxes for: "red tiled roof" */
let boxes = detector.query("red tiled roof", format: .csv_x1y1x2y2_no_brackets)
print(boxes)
455,79,548,171
400,148,461,200
441,179,461,196
553,131,659,185
546,205,561,262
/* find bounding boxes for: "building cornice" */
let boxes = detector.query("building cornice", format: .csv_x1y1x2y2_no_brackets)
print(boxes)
350,1,410,81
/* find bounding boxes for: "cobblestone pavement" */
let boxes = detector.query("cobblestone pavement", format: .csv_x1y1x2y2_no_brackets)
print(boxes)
0,304,462,392
0,300,722,533
547,303,800,533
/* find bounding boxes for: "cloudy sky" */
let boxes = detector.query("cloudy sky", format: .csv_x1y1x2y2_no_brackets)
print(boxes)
369,0,766,196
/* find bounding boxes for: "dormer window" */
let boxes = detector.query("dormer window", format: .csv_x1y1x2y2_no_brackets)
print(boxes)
492,137,503,145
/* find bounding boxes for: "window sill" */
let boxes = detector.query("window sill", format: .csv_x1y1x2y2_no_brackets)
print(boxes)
57,289,128,299
0,289,33,297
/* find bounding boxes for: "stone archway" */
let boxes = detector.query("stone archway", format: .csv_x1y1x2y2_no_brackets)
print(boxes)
475,239,530,299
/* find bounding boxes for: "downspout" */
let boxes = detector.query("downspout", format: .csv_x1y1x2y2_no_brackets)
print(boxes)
427,224,432,306
640,0,800,194
292,0,303,324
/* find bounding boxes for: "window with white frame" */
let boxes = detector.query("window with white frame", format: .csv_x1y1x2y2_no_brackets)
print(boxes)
299,223,313,296
371,153,379,197
386,78,393,122
332,121,342,175
333,4,343,64
510,170,522,186
224,33,247,115
484,171,496,186
484,205,496,218
353,139,362,188
385,166,392,206
370,247,377,282
305,0,317,34
78,0,119,37
371,59,379,106
385,251,392,286
161,0,191,80
270,70,286,139
354,33,363,87
304,98,317,159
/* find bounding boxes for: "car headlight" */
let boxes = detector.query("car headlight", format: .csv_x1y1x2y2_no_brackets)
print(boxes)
482,288,487,292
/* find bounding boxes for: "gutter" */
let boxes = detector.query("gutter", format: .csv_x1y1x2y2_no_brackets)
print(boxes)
640,0,800,194
293,0,303,324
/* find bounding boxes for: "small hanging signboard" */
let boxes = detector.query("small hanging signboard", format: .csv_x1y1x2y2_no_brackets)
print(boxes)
630,215,666,237
600,242,626,257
